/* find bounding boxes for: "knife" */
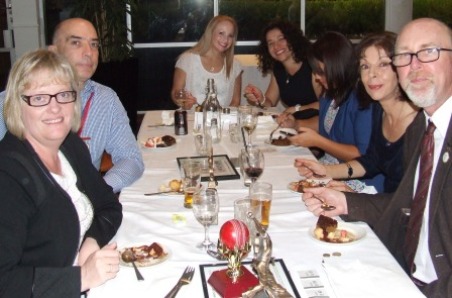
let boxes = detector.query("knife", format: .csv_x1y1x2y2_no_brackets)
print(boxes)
144,191,183,196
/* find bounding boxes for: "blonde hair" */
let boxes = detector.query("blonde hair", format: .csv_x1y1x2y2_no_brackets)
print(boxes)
4,49,81,139
190,15,238,79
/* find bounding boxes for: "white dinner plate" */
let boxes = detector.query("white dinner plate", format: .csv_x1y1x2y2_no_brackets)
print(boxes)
264,128,298,147
309,222,367,245
120,243,170,267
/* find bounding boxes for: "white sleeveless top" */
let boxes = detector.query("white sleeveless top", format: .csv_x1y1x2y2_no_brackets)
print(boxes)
175,52,243,107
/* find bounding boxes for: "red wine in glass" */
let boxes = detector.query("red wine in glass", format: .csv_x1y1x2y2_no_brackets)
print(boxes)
245,167,263,180
240,147,264,185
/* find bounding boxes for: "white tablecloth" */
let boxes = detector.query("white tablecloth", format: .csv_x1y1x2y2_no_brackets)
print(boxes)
89,110,424,298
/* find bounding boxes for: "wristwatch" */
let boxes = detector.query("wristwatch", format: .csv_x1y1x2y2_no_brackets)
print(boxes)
294,104,301,112
346,162,353,178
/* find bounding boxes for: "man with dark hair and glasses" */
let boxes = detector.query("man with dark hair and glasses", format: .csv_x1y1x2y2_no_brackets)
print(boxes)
301,18,452,296
0,18,144,193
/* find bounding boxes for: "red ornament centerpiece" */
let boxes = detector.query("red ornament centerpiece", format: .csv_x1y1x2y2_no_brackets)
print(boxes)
208,219,258,298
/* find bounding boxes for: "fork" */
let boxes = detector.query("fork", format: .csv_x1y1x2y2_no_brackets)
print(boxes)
164,266,195,298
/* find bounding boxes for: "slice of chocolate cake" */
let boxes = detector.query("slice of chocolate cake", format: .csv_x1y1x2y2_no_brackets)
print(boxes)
314,215,338,241
271,136,291,146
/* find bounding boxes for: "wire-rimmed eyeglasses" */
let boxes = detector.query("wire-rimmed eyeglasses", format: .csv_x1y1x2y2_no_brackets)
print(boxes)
21,91,77,107
392,47,452,67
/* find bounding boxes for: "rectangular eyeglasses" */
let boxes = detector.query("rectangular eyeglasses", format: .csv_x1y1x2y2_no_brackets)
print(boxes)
21,91,77,107
392,47,452,67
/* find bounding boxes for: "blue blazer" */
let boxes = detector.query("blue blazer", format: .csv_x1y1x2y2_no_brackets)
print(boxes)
318,90,384,191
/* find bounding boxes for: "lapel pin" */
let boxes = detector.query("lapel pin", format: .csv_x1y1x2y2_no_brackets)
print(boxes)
443,151,449,163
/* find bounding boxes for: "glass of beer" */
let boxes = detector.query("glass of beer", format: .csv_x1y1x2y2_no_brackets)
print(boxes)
182,160,202,208
249,182,272,230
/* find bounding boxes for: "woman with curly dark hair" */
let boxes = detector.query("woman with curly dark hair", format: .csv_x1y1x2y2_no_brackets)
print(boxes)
244,21,322,121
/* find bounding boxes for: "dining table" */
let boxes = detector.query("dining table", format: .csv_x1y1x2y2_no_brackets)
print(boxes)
88,109,425,298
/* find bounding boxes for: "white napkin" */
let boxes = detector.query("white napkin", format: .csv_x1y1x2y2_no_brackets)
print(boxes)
161,111,174,125
257,115,275,126
322,258,426,298
360,185,378,194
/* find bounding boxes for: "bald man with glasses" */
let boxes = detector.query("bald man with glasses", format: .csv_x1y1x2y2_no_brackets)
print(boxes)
302,18,452,296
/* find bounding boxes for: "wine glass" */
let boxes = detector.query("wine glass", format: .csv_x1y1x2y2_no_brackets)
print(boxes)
175,88,188,110
239,108,258,146
192,190,219,250
240,147,264,186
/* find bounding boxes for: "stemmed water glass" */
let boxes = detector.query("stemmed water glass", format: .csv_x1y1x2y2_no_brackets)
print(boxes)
192,190,219,250
175,88,188,110
240,147,265,186
239,107,258,146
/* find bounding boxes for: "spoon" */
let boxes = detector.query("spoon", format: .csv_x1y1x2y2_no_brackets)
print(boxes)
121,249,145,281
312,196,336,211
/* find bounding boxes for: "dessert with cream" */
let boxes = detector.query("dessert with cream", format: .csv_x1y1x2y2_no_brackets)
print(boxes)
314,215,355,243
144,135,176,148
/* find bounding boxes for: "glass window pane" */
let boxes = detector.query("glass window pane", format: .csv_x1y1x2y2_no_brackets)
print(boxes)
220,0,385,41
220,0,300,40
133,0,214,43
413,0,452,27
306,0,385,39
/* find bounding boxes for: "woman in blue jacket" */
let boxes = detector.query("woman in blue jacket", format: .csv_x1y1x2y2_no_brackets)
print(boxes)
286,32,384,192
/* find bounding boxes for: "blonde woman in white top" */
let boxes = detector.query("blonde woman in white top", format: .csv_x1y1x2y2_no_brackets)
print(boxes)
171,15,243,109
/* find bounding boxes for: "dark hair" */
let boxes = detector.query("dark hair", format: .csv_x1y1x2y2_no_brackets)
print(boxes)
355,31,408,108
256,20,311,75
307,31,357,106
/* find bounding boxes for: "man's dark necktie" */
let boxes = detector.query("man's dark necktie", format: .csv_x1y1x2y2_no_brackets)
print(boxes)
404,120,436,276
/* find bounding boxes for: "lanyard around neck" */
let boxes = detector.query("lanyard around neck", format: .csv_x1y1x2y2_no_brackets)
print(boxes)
77,92,94,136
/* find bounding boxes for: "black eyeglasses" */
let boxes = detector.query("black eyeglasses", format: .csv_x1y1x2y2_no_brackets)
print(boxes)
21,91,77,107
392,47,452,67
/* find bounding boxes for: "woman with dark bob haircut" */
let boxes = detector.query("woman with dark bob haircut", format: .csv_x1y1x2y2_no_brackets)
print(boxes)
286,31,384,192
295,32,419,193
244,20,322,124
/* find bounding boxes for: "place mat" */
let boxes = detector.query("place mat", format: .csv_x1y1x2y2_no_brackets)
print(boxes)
177,154,240,182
